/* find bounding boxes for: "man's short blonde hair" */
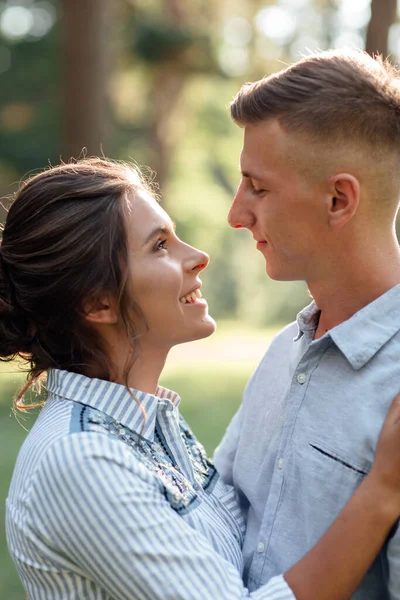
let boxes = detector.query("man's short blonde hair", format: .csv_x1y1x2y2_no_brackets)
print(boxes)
232,50,400,209
232,50,400,150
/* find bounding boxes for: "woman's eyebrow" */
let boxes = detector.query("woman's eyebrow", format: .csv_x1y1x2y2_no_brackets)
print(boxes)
143,221,176,246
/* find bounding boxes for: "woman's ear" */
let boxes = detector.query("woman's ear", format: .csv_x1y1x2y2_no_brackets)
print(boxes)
82,295,119,325
326,173,360,229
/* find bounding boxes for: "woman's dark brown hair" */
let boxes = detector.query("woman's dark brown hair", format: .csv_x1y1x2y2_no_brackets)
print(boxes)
0,157,153,408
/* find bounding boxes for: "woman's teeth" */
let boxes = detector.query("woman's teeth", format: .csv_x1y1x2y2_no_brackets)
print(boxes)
180,289,203,304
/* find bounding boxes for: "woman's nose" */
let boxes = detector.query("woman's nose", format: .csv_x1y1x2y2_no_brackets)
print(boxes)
186,247,209,272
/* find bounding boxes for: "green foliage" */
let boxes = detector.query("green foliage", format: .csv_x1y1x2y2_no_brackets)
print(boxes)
0,3,61,177
131,18,196,63
0,0,331,327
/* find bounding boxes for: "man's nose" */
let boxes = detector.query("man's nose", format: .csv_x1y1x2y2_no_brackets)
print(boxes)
228,185,251,229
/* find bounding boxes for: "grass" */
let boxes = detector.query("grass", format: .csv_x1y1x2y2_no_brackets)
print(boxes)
0,324,277,598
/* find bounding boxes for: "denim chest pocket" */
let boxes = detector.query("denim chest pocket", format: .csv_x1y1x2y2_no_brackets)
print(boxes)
308,439,371,479
292,440,374,523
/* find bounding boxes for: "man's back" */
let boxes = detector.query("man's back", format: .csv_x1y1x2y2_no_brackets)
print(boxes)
215,288,400,599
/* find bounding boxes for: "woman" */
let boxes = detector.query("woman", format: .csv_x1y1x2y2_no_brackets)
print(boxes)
2,158,400,600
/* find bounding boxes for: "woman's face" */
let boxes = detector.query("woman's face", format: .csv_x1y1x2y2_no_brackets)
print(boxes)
124,191,216,349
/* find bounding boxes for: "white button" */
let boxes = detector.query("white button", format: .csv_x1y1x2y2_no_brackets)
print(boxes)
193,482,200,491
277,457,284,469
257,542,265,553
296,373,306,384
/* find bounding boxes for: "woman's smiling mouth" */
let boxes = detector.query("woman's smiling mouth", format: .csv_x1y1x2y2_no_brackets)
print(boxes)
179,288,203,304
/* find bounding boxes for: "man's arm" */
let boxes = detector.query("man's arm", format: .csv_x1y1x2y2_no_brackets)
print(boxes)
286,471,399,599
287,393,400,599
215,389,400,600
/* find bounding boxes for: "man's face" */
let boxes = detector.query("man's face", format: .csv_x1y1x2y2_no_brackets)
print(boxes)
228,119,329,283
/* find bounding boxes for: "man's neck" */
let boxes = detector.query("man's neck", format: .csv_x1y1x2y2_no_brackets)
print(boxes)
310,250,400,340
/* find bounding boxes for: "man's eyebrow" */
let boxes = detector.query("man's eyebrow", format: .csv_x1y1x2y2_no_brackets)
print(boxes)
143,221,176,246
240,169,265,181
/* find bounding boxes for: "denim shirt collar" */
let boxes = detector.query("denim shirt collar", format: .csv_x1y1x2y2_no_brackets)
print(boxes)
295,284,400,370
46,368,180,442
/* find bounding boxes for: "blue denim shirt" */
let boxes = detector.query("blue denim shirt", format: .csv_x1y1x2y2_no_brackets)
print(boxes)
214,284,400,600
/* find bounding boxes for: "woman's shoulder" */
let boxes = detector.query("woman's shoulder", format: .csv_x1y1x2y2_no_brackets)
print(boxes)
38,401,157,480
10,399,156,505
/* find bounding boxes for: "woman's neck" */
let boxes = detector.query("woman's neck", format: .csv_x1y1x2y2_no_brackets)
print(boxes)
110,342,169,395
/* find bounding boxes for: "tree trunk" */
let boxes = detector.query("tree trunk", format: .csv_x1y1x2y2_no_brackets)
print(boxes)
61,0,110,159
147,64,186,191
365,0,397,58
144,0,191,191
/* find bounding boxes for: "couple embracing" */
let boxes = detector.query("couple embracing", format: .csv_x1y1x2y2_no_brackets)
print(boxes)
4,49,400,599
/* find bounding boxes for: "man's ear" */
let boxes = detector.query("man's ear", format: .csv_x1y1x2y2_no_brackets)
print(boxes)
326,173,360,229
82,294,119,325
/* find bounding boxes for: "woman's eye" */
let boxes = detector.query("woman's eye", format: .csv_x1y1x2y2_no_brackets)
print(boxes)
155,239,167,251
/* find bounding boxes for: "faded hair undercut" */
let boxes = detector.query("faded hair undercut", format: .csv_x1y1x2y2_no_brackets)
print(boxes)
231,50,400,153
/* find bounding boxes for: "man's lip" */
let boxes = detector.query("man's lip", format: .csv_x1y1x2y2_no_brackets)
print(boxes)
256,241,268,250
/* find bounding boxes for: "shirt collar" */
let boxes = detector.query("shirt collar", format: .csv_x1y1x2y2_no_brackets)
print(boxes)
294,301,321,341
47,369,181,442
295,284,400,370
329,284,400,369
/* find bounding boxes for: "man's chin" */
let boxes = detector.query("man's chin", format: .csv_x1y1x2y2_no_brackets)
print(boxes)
265,264,303,282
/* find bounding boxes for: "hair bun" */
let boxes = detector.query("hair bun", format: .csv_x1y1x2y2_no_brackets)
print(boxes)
0,249,33,357
0,247,13,311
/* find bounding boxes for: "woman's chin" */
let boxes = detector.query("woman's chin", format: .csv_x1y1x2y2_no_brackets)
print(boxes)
193,315,217,341
176,315,217,346
201,314,217,337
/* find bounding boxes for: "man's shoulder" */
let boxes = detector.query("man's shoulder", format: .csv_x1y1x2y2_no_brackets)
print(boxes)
265,319,301,353
273,319,299,339
243,320,301,388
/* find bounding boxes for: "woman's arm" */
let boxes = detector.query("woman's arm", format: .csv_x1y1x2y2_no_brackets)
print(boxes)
285,393,400,599
29,433,293,600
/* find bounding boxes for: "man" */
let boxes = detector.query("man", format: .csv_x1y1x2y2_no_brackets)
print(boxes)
214,49,400,599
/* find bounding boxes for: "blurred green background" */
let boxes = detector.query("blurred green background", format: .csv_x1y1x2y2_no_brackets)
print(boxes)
0,0,399,596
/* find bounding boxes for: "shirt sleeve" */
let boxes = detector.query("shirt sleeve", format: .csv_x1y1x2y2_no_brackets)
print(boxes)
387,523,400,599
213,404,243,485
29,432,295,600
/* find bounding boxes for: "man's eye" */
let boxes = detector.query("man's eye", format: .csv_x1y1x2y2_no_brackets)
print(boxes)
155,239,167,251
251,187,266,196
245,178,266,196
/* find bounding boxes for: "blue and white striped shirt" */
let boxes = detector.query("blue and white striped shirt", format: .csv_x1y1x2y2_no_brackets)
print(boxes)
6,369,294,599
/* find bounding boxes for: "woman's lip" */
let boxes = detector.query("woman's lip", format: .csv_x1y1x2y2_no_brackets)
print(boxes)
183,297,208,307
179,287,207,305
181,285,201,297
256,241,268,251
